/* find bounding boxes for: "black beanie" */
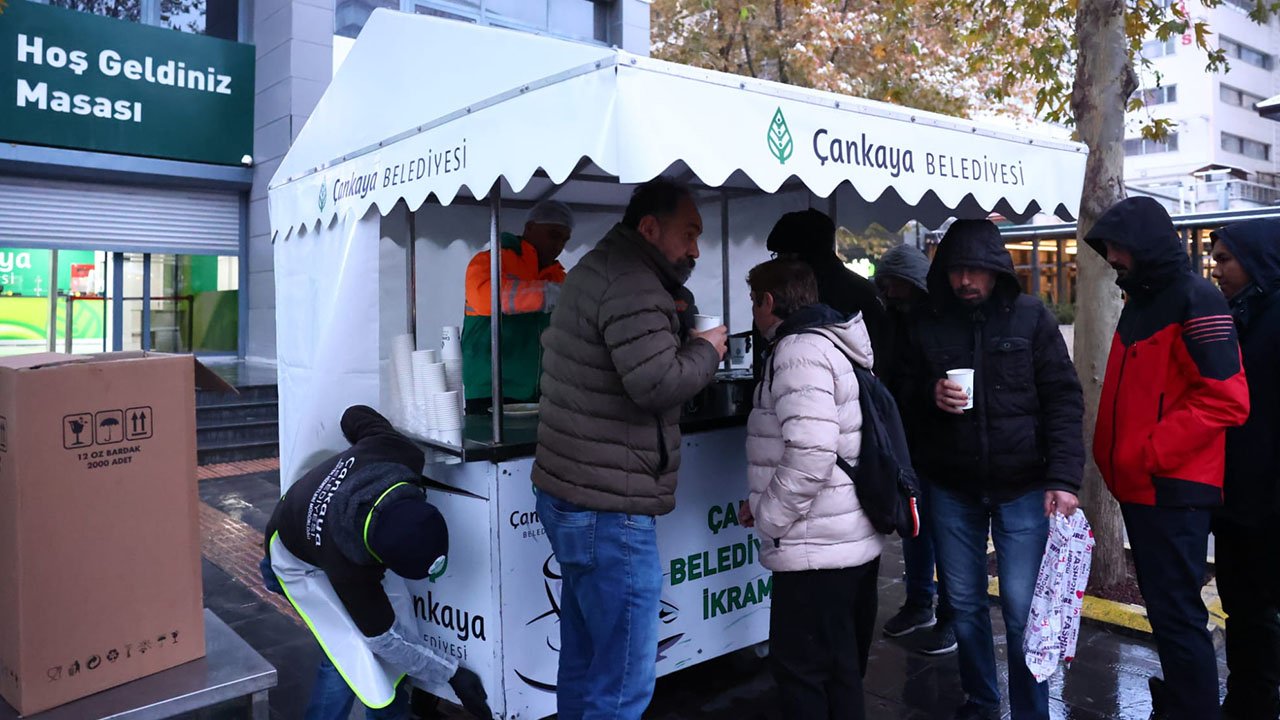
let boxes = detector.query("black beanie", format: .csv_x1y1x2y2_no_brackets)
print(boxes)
368,495,449,580
766,209,837,257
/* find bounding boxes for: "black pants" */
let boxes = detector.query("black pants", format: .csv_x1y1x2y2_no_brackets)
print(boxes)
1215,516,1280,719
1122,504,1220,720
769,558,880,720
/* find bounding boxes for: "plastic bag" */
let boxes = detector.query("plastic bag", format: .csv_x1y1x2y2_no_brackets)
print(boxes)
1023,510,1094,682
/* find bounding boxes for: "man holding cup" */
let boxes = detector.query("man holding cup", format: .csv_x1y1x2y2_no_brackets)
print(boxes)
907,219,1084,720
533,177,727,720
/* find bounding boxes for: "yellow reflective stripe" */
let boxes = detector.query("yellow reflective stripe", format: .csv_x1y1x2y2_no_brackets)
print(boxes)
269,532,406,708
363,482,413,564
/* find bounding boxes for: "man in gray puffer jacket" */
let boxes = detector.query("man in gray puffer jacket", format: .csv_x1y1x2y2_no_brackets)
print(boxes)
532,177,727,720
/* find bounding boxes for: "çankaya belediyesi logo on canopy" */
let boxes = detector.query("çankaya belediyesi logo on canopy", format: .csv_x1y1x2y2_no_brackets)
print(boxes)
318,181,327,212
768,107,793,165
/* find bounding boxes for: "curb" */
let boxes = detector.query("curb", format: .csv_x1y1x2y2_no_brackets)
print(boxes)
986,575,1225,642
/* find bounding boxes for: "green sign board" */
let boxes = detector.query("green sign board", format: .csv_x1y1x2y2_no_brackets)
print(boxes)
0,247,96,296
0,0,254,165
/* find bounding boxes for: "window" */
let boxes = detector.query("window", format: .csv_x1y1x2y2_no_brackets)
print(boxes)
1221,132,1271,160
1142,37,1176,57
1220,84,1266,108
49,0,239,38
341,0,609,42
1140,85,1178,105
1124,134,1179,156
1222,36,1273,69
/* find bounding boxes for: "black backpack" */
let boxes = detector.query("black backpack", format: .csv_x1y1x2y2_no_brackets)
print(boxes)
796,331,922,538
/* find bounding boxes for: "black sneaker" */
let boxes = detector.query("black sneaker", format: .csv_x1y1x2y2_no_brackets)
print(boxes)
882,604,936,637
918,622,958,655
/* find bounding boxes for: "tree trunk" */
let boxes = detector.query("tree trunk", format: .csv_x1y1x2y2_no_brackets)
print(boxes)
1070,0,1135,590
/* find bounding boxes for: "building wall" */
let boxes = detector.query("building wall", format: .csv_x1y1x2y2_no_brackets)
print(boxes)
244,0,652,362
246,0,335,362
1125,0,1280,191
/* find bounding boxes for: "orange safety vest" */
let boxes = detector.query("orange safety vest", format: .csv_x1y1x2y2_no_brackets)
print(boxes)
464,234,566,317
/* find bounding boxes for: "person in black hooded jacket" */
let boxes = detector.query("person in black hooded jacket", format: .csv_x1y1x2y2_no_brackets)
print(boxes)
761,209,888,375
1210,219,1280,720
906,219,1084,720
875,244,957,656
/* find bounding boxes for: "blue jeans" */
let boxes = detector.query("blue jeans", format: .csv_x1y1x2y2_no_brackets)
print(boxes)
902,480,953,622
536,490,661,720
931,487,1049,720
259,557,411,720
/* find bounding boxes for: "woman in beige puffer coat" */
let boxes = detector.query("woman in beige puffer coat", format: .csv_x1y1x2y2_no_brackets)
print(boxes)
742,259,884,720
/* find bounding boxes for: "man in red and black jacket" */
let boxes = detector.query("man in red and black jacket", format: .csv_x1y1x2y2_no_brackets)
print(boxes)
1086,197,1250,720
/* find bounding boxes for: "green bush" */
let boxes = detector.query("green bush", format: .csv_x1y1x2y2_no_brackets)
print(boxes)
1048,302,1075,325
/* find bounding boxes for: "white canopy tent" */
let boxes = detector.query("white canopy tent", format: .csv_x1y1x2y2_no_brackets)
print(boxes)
268,9,1088,486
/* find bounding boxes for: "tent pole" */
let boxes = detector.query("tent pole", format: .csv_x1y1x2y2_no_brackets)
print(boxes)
490,182,504,444
407,210,418,343
720,190,731,370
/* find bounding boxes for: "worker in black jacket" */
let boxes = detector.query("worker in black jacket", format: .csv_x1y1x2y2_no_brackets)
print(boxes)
1210,219,1280,720
262,405,490,720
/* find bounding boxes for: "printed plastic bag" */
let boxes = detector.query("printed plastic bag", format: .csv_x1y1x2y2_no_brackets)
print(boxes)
1023,510,1094,682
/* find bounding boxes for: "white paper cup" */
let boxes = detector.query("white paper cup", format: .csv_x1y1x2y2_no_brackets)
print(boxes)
442,326,461,344
693,314,722,332
946,368,975,411
729,337,750,366
441,338,463,361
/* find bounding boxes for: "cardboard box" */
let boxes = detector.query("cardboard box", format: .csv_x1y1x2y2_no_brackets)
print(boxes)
0,352,231,715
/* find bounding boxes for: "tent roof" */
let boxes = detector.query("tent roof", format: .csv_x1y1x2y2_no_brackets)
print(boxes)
268,10,1087,237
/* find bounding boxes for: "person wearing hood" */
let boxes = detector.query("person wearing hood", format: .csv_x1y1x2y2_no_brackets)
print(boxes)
1209,219,1280,720
874,244,957,656
533,177,727,720
1085,197,1249,720
261,405,491,720
764,209,888,374
738,258,884,720
908,219,1084,720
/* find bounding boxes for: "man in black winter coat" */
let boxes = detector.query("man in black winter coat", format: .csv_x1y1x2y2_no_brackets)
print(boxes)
1210,220,1280,720
907,219,1084,720
763,209,887,374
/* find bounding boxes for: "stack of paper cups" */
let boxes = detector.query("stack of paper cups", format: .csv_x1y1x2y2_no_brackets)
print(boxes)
444,359,464,394
412,353,448,435
391,334,416,426
440,326,465,396
432,391,463,440
441,326,462,359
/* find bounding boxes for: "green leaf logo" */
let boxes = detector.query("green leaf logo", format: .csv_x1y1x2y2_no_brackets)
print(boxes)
318,182,327,212
768,108,794,165
427,554,448,582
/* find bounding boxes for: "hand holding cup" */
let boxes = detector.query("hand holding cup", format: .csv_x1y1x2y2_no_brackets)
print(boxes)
935,379,970,415
692,325,728,359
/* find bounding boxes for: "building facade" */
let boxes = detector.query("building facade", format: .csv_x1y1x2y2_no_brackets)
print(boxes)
1125,0,1280,211
0,0,650,361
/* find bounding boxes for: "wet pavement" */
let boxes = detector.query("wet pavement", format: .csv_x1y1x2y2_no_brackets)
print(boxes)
198,469,1227,720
